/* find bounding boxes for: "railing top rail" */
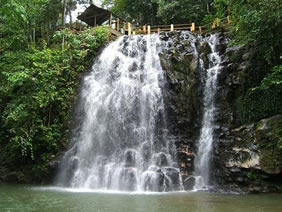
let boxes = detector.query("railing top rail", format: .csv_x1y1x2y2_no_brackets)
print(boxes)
105,15,232,37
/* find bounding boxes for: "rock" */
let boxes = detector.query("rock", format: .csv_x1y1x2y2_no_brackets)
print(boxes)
255,115,282,174
124,149,137,167
183,176,195,190
197,41,212,55
119,167,137,191
2,171,21,183
154,153,168,167
43,159,61,184
200,53,209,69
142,168,165,192
214,115,282,193
163,167,181,190
215,43,227,55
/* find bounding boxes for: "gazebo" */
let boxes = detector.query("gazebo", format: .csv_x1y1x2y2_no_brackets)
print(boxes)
77,4,120,27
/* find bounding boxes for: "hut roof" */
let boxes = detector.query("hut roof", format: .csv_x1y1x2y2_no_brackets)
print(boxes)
77,4,113,26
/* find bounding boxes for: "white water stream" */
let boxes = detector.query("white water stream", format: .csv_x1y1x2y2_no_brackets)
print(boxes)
58,32,222,192
57,34,182,192
194,34,222,190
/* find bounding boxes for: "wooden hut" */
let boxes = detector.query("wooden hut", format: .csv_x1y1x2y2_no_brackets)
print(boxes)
77,4,118,27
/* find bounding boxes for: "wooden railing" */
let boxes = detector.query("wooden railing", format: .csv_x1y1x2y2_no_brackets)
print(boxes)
110,16,232,36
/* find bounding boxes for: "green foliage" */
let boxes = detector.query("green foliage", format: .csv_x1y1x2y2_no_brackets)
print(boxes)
0,0,29,50
0,27,108,171
242,65,282,122
153,0,212,24
211,0,282,123
246,171,262,181
213,0,282,65
103,0,212,25
103,0,160,25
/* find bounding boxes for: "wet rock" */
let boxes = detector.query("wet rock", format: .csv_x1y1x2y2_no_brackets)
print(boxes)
142,168,165,192
197,41,212,55
155,153,168,167
183,176,195,190
200,53,209,69
215,43,227,55
163,167,181,190
124,150,136,167
119,167,137,191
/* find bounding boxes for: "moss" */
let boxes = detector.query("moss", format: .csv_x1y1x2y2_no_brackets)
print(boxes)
256,115,282,174
230,47,246,63
246,171,262,181
242,85,282,122
235,96,246,122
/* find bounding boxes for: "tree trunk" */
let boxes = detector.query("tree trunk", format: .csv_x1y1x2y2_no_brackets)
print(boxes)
62,0,67,27
69,8,72,28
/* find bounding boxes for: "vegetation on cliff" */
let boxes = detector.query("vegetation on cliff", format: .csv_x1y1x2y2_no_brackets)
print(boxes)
0,0,108,180
212,0,282,123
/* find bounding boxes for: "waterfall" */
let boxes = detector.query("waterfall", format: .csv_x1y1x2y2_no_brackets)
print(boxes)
57,34,182,192
194,34,222,190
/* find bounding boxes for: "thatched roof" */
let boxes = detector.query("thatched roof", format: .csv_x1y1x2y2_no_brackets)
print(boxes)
77,4,113,26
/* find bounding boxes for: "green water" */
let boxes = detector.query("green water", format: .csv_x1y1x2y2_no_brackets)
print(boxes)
0,184,281,212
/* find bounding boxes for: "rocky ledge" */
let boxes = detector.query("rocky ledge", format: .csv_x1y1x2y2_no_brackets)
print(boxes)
158,30,281,193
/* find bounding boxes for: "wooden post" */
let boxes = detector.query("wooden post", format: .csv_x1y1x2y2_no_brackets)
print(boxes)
227,15,231,24
157,28,160,33
212,20,216,29
62,34,65,50
109,13,113,28
117,18,120,31
128,22,131,35
170,24,174,31
216,18,220,27
199,26,202,33
191,22,195,32
94,16,97,27
133,31,136,35
143,25,146,33
147,25,151,34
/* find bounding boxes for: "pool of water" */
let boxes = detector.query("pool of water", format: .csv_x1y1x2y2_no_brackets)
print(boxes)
0,184,281,212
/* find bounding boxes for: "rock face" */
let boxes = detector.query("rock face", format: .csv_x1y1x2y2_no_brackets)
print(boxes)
158,30,282,193
159,31,206,179
214,115,282,193
0,156,60,184
159,31,230,185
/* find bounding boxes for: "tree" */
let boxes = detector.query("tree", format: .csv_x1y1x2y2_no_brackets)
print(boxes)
152,0,212,24
0,0,29,50
102,0,160,25
102,0,212,25
213,0,282,65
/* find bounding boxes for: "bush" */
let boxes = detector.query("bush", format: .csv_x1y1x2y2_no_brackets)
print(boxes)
243,65,282,122
0,27,108,171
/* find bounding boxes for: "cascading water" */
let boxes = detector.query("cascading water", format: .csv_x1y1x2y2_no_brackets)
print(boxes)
57,34,183,192
194,34,222,190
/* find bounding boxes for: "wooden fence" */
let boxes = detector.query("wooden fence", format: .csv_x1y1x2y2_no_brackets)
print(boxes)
110,16,232,36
